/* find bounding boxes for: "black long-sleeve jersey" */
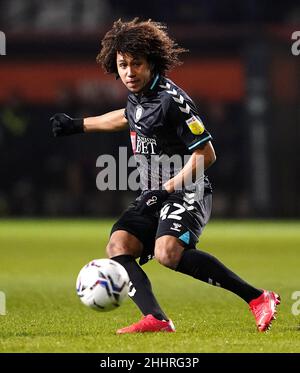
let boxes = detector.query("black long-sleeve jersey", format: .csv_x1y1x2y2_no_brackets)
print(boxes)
125,74,213,192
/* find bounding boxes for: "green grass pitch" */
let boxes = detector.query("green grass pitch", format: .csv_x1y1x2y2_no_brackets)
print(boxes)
0,219,299,353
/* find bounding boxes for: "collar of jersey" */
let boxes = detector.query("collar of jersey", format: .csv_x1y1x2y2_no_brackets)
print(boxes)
133,74,160,100
149,74,160,90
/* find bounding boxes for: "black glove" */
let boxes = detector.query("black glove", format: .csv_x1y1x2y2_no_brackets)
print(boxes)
137,190,169,215
50,113,84,137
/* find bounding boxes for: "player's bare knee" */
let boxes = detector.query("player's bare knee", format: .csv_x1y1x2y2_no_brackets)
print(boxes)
106,240,131,258
155,252,175,268
106,231,143,258
154,238,183,269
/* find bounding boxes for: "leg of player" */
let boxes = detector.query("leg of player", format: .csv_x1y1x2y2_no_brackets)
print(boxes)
154,235,280,332
107,230,175,333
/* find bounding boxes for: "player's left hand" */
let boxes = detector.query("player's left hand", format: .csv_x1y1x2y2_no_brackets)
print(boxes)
137,190,170,215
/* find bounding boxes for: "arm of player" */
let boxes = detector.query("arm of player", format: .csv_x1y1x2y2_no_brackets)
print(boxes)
163,141,216,193
136,141,216,214
50,109,128,137
83,109,128,132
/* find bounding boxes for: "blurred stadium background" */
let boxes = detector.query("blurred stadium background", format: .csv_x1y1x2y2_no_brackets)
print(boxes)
0,0,299,219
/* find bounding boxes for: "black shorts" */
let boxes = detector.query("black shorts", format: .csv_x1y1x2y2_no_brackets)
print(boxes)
110,190,212,265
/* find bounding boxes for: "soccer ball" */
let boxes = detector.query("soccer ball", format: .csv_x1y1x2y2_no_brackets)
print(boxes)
76,258,130,311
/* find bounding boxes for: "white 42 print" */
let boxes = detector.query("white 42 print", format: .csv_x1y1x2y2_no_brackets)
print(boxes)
160,203,185,221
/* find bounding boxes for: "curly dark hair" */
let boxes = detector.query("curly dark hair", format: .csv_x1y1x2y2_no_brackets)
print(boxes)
96,18,188,76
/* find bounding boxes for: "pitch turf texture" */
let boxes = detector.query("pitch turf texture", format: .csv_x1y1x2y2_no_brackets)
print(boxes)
0,220,299,353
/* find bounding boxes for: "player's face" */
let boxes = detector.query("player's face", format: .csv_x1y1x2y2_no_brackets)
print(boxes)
116,52,152,93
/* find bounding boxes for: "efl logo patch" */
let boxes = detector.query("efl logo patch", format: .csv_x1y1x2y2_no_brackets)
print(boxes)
186,116,204,135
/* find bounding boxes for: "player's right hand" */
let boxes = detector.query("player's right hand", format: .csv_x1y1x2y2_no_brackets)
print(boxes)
50,113,84,137
137,189,170,215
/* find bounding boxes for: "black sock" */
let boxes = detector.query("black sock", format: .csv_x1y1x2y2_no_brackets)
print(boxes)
176,249,262,303
111,254,168,321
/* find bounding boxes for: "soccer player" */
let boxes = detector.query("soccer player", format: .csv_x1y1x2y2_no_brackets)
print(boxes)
50,18,280,334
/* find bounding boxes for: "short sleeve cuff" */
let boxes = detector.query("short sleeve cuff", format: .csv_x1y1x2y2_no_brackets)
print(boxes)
188,135,212,151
